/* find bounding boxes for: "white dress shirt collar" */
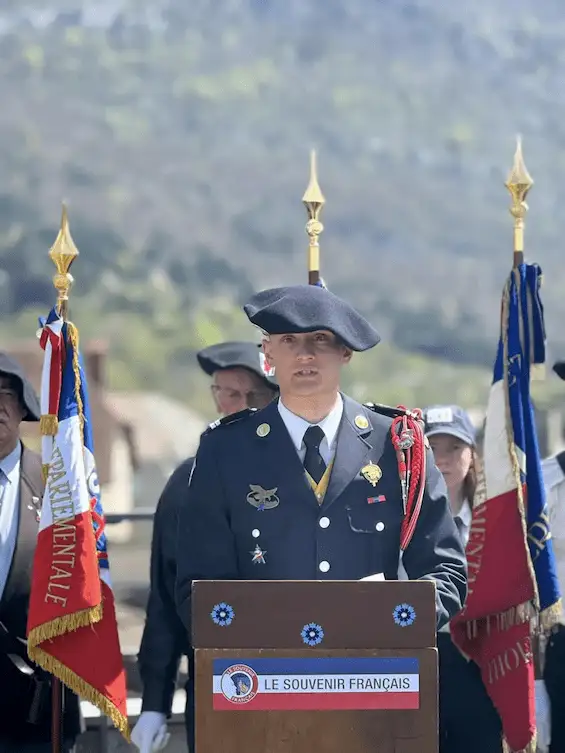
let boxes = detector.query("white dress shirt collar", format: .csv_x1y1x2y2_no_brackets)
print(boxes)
277,394,343,459
0,442,22,483
457,498,472,532
0,442,21,602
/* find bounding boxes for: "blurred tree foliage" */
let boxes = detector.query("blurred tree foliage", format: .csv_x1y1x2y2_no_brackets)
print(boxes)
1,0,565,410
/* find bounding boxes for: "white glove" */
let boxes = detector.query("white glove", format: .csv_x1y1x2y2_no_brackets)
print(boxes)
535,679,551,753
131,711,170,753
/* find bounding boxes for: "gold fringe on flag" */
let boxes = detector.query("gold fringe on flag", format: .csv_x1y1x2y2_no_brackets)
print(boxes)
502,736,537,753
26,646,130,741
27,605,102,646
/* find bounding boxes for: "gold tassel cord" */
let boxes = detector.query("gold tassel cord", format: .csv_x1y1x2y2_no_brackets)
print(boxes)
66,321,85,440
39,414,58,436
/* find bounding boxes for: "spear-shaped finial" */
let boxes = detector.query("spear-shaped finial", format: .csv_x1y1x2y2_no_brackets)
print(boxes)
48,203,79,318
505,135,533,267
302,150,325,285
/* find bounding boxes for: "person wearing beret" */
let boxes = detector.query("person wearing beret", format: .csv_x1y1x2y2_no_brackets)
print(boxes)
0,353,82,752
175,285,468,733
539,360,565,753
131,342,278,753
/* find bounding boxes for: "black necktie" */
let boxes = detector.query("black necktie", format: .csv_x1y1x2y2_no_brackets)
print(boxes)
454,516,464,540
303,425,327,485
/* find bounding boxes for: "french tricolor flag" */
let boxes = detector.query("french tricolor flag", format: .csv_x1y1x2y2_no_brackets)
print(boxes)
26,307,129,738
213,657,419,711
450,263,561,753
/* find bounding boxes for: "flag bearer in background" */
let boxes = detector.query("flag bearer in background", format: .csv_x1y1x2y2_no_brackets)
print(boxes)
131,342,278,753
423,405,503,753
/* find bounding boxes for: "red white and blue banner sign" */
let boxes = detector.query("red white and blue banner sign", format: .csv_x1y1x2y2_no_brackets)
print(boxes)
213,657,419,711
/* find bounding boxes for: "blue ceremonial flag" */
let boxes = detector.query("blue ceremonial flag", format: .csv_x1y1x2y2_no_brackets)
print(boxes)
503,263,561,618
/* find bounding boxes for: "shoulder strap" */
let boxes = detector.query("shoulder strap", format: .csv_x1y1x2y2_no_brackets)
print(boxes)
202,407,258,437
364,402,420,420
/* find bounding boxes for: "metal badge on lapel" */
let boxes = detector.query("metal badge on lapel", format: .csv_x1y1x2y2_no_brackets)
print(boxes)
28,496,41,523
250,544,267,564
354,414,369,430
361,463,382,487
256,423,270,437
247,484,279,511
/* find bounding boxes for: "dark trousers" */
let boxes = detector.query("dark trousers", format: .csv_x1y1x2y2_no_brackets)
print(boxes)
544,625,565,753
438,632,503,753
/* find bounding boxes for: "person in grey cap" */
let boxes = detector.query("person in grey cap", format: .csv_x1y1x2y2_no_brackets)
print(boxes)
131,341,278,753
175,286,467,714
422,405,502,753
0,353,81,752
539,361,565,753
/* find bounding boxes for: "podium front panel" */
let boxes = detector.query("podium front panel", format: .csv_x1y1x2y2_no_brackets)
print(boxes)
195,647,437,753
193,580,436,649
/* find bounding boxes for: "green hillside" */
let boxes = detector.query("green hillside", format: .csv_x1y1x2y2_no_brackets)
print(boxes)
1,0,564,409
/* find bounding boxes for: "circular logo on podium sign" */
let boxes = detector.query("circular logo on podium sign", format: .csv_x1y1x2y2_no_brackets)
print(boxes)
220,664,259,704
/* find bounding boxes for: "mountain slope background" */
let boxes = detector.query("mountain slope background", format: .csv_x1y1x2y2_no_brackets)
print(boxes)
1,0,565,411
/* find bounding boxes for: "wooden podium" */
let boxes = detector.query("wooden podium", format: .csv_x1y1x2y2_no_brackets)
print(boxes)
192,580,438,753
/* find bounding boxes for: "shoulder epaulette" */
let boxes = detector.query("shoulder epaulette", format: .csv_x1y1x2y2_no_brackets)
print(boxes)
363,402,420,420
203,407,258,436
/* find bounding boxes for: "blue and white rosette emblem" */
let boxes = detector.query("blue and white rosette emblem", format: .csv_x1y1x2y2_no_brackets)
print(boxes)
301,622,324,646
211,602,235,627
393,603,416,627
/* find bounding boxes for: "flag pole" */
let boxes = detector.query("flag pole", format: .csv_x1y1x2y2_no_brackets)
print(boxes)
505,135,534,269
43,203,79,753
302,149,325,285
504,139,546,687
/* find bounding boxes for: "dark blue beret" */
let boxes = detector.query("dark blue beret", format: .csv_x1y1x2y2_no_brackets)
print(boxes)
196,341,278,390
243,285,380,352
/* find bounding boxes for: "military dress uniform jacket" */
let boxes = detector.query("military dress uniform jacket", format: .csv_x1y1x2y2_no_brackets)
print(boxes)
0,446,82,746
175,395,468,634
138,457,195,716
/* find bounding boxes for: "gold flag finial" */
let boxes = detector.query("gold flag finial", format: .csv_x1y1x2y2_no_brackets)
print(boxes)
48,203,79,318
302,150,325,285
505,135,533,267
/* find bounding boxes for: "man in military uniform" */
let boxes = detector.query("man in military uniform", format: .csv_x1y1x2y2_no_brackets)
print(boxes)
0,353,82,752
175,285,467,646
131,342,278,753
